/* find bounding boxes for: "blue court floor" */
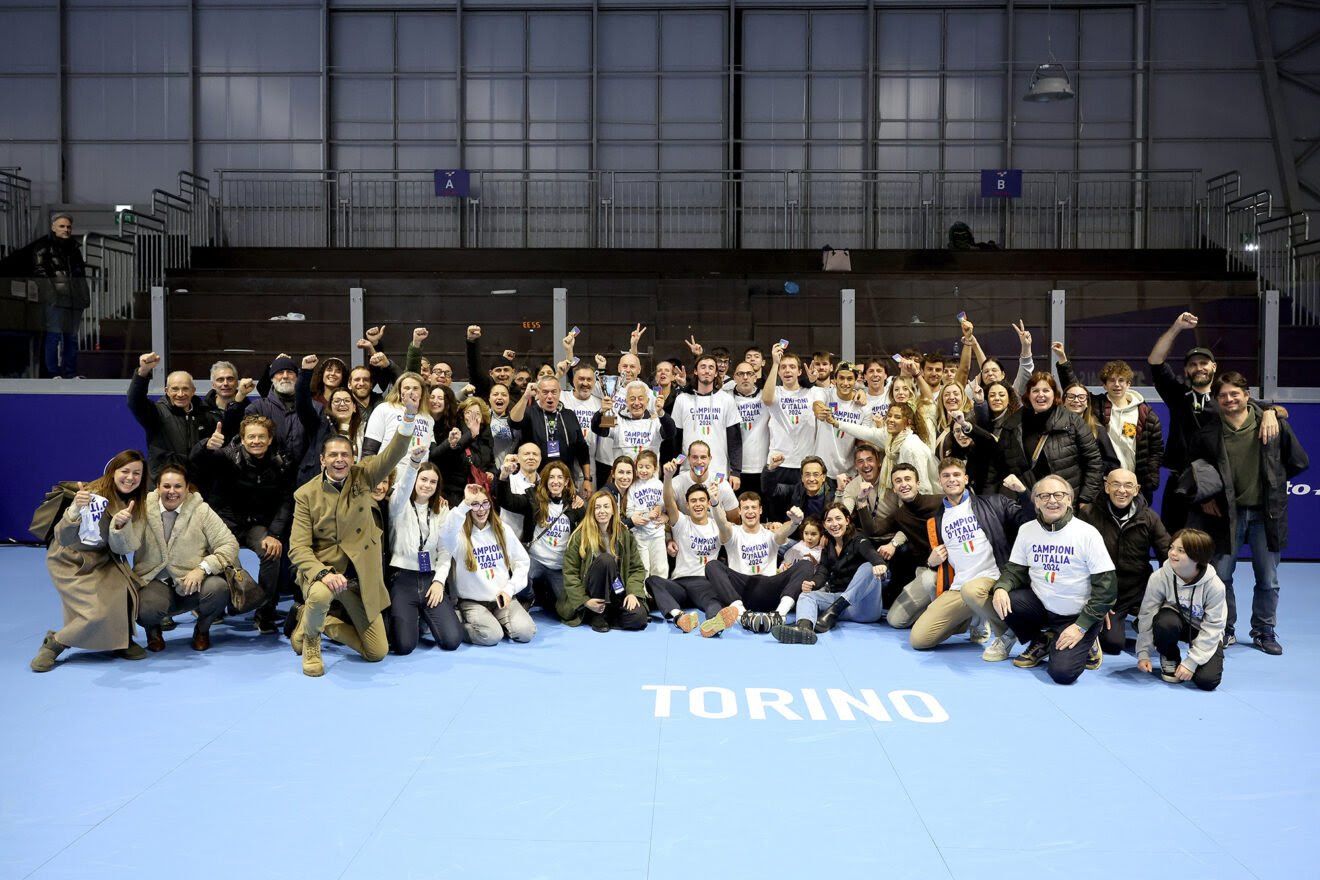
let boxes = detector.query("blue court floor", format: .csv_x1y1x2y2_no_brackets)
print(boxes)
2,546,1317,880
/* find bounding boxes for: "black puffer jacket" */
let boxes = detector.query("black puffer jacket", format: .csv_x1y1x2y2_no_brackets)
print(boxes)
31,234,91,309
1079,496,1171,614
189,440,297,538
989,405,1103,504
128,372,220,478
431,425,496,507
934,424,1006,495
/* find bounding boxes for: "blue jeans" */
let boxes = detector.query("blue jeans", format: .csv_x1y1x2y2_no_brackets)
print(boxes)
43,304,81,378
795,565,887,624
1212,507,1281,635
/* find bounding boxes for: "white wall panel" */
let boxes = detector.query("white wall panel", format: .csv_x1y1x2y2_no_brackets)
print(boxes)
197,75,321,140
68,143,190,202
465,14,524,73
743,13,806,71
528,13,590,71
810,12,866,71
331,14,393,72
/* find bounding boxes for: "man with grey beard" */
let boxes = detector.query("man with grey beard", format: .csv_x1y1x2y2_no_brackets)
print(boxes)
222,355,309,463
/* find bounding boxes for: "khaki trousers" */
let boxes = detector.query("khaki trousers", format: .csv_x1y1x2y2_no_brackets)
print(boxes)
303,581,389,662
909,577,999,650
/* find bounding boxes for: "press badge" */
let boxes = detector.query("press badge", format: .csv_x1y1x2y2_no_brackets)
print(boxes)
611,577,625,595
547,435,561,456
418,551,432,573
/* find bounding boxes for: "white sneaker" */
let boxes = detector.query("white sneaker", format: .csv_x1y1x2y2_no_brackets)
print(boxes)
1159,658,1179,683
969,620,991,645
981,633,1017,662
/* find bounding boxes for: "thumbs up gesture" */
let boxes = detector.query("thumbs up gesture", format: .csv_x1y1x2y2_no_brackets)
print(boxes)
73,481,92,512
207,423,225,450
112,500,135,530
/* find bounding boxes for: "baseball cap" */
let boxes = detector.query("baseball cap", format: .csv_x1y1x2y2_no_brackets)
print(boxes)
1183,346,1214,363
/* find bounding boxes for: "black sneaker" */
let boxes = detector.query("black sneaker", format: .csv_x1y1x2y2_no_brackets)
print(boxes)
1012,638,1050,668
771,619,818,645
739,611,775,634
1224,630,1237,647
254,609,278,635
1252,629,1283,655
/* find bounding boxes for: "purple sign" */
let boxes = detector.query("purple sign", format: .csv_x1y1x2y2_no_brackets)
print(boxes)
981,169,1022,198
434,170,470,198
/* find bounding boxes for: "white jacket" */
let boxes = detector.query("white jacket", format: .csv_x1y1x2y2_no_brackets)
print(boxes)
388,464,453,579
438,501,530,602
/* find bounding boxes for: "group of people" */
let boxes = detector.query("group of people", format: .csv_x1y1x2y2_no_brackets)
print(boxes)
31,311,1308,690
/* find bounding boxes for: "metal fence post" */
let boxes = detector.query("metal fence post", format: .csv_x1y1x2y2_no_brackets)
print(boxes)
841,288,856,363
553,287,567,368
151,286,168,382
1050,288,1066,370
349,286,365,367
1262,288,1279,399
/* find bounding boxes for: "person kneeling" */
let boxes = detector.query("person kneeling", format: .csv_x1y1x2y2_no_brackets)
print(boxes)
1135,529,1226,691
133,465,238,652
438,484,535,646
560,492,649,632
989,474,1117,684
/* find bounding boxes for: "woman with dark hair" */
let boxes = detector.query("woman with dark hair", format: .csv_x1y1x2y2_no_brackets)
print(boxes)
1136,528,1227,691
133,464,239,653
297,355,364,485
932,382,1004,495
604,455,635,505
975,380,1021,439
430,395,496,507
427,383,461,437
990,371,1103,507
487,383,520,464
30,450,150,671
386,455,462,654
309,355,347,405
496,459,585,614
560,491,650,632
771,501,888,645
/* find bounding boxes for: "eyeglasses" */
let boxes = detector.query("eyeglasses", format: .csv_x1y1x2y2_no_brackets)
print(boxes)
1033,491,1070,502
470,501,491,510
1064,393,1089,403
1107,482,1138,491
734,370,755,377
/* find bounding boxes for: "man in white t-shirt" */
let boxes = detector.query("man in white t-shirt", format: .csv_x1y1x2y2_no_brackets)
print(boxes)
704,493,814,633
908,458,1033,657
671,440,741,522
592,379,675,465
812,361,865,478
671,354,742,482
861,358,892,423
761,342,824,518
593,347,653,485
728,361,770,496
561,362,602,460
990,474,1118,684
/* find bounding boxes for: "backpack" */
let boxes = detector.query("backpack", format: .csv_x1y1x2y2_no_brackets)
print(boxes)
29,482,80,546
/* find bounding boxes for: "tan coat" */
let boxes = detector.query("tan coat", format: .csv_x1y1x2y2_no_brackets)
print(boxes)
289,428,412,622
132,491,239,583
47,502,145,651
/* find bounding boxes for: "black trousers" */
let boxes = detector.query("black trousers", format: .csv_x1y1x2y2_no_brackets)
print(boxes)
760,467,800,520
582,554,648,630
1099,605,1139,655
646,574,723,619
1151,607,1224,691
1160,479,1191,535
736,472,762,498
235,524,293,614
1003,589,1103,686
704,559,811,612
387,569,464,654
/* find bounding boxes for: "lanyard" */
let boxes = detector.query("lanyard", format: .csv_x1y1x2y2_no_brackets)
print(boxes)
412,504,430,550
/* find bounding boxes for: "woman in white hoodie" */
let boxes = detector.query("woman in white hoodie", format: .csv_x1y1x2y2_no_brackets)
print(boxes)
438,483,534,646
1136,528,1226,691
387,455,461,653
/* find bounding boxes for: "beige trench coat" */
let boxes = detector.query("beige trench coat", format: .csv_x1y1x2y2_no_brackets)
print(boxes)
47,503,145,651
289,427,412,622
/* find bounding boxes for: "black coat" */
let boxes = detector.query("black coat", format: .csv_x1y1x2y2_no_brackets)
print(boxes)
934,424,1006,495
513,403,592,476
990,406,1104,505
127,372,220,479
31,234,91,309
189,439,297,537
1080,496,1171,614
812,534,885,592
431,425,496,507
495,476,586,545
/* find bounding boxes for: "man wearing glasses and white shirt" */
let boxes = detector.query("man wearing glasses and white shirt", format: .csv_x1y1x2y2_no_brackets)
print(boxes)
986,474,1117,684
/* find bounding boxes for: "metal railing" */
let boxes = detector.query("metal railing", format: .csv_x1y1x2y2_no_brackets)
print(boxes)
80,233,136,351
215,168,1204,251
0,169,34,260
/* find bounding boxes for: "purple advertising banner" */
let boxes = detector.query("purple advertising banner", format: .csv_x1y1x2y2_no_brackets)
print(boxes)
1,393,1316,559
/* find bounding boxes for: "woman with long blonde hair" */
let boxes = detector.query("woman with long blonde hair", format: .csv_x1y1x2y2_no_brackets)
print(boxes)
362,370,435,482
30,449,150,672
560,491,649,632
437,483,534,646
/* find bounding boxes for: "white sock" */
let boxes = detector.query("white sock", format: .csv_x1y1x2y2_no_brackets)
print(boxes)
731,600,745,612
776,596,794,615
669,610,681,620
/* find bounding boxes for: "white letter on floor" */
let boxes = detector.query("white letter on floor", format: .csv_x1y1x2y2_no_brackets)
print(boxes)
799,688,828,721
643,685,688,718
888,690,949,724
746,688,802,721
689,686,737,719
826,688,892,722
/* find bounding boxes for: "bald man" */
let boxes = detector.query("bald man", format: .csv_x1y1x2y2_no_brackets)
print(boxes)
128,351,219,478
1079,468,1171,656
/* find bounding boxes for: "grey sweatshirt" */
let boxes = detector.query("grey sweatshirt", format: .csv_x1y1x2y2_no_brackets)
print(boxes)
1135,561,1227,672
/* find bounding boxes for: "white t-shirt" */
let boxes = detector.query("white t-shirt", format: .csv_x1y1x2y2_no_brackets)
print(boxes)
627,477,665,538
672,389,740,475
1009,517,1115,616
864,390,891,424
671,515,721,579
731,391,770,475
364,404,435,480
609,416,665,462
594,378,655,465
768,386,824,469
527,500,575,568
562,392,599,453
939,494,999,590
438,504,530,602
725,526,778,576
500,471,536,538
672,472,739,515
816,391,865,478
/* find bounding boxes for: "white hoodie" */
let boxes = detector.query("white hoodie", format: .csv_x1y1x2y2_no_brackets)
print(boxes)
1106,390,1146,474
438,502,530,602
1135,561,1227,672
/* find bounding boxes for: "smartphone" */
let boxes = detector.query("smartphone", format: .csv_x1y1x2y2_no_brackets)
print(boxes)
570,326,581,336
673,454,687,468
891,353,903,363
956,310,967,322
570,356,580,366
778,338,790,349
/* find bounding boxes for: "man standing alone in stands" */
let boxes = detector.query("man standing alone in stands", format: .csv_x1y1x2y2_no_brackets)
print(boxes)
31,213,90,379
